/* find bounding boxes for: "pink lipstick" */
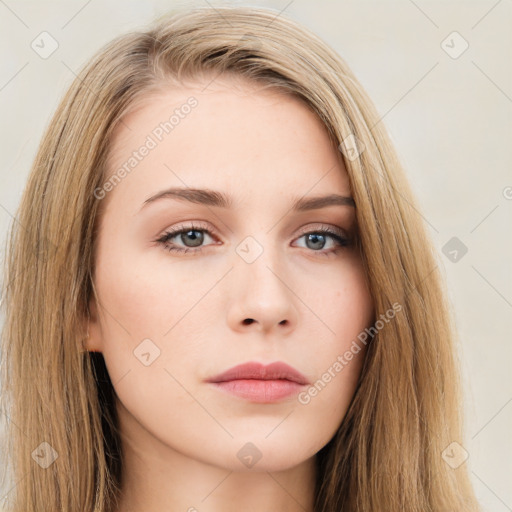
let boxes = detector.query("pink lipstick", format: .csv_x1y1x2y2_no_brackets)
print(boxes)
206,361,309,403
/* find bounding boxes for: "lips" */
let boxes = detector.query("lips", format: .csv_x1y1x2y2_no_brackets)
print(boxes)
206,361,310,385
206,361,310,403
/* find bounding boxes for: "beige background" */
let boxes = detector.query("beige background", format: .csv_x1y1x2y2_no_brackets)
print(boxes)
0,1,511,510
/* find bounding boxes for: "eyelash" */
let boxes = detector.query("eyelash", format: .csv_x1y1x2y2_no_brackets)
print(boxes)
155,222,352,257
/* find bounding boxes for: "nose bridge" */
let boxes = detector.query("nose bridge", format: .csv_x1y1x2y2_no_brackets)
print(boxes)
226,231,298,332
235,232,287,297
235,236,283,292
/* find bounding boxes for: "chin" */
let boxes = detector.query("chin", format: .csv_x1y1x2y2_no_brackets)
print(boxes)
215,436,319,473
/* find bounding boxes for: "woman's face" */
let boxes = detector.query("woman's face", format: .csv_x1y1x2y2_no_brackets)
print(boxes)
87,75,374,473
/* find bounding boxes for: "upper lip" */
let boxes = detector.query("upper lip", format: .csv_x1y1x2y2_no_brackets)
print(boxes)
206,361,310,385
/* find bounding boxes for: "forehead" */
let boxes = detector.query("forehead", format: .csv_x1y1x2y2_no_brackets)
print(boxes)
102,76,351,214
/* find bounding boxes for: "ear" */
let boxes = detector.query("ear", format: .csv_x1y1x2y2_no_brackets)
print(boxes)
83,294,104,353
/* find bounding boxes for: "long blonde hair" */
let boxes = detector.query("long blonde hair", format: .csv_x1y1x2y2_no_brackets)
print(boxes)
0,6,481,511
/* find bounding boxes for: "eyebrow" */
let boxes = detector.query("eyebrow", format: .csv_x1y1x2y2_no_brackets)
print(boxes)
140,187,356,212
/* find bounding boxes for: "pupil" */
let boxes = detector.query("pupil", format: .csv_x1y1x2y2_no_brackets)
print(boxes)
182,230,203,247
177,231,328,250
307,233,325,250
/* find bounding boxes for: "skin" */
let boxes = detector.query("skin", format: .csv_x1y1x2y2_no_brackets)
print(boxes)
86,74,375,512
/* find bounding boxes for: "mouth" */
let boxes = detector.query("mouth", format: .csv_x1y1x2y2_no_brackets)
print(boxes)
205,361,310,403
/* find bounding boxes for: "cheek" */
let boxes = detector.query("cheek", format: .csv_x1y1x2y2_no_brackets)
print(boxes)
303,253,374,340
93,242,217,387
294,256,373,421
95,244,196,335
294,348,365,454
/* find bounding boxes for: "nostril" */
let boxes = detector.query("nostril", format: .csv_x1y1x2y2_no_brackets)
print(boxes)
243,318,255,325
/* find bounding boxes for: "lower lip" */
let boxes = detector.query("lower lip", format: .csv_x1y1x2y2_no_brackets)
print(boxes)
210,379,305,402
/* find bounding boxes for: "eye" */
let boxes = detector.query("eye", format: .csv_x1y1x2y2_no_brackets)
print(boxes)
155,223,352,255
292,225,352,255
155,222,217,255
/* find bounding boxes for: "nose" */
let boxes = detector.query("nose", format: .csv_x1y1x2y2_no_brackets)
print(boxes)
226,247,299,335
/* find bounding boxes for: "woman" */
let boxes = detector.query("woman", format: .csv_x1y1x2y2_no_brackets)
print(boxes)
0,5,481,511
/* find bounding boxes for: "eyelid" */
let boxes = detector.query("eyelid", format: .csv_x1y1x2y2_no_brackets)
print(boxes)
157,221,349,242
157,220,215,238
295,223,348,239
